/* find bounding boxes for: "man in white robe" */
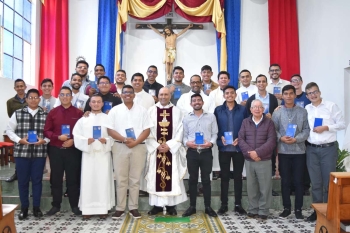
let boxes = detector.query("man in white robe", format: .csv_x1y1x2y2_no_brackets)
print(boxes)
146,88,187,215
73,94,115,219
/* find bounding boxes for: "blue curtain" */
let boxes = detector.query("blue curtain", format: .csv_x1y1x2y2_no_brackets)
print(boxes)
216,32,221,74
225,0,241,88
96,0,117,79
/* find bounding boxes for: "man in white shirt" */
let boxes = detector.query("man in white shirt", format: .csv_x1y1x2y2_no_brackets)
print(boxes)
39,78,57,113
107,85,153,219
266,64,290,104
236,69,257,106
131,73,155,109
304,82,346,222
209,71,231,107
62,60,90,93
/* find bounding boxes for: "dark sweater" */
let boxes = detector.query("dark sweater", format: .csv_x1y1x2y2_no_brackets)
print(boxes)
238,115,277,161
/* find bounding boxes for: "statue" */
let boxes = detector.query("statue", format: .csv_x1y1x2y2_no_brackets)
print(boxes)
147,24,193,82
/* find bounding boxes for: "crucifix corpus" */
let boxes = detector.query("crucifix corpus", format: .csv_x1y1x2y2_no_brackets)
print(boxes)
136,19,203,84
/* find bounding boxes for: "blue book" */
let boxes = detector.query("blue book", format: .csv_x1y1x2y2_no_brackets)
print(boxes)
224,132,233,145
314,118,323,128
125,128,136,139
273,87,281,94
241,91,249,101
103,101,112,113
263,103,269,114
93,126,101,139
61,125,70,138
174,87,181,99
90,80,97,89
28,130,38,143
286,123,297,138
195,132,204,145
296,101,304,108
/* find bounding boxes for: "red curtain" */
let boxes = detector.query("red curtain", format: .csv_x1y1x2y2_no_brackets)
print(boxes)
39,0,69,97
268,0,300,81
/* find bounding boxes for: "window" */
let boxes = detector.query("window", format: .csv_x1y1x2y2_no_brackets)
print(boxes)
1,0,31,80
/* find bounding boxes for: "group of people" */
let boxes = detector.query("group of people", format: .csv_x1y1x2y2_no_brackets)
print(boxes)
5,61,345,223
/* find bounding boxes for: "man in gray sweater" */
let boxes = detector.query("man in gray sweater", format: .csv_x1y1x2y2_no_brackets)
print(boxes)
272,85,310,219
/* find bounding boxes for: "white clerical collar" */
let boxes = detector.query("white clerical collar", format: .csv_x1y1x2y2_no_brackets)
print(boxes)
156,102,173,109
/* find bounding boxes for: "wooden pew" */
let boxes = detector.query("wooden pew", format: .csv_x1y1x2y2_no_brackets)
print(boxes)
0,182,17,233
312,172,350,233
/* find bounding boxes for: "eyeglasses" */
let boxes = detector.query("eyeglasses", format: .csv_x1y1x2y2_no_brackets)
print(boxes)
291,79,301,83
147,70,158,74
190,81,201,85
122,91,134,95
27,96,40,100
251,106,264,110
98,82,110,86
77,66,87,70
269,69,280,73
59,93,72,97
306,90,319,96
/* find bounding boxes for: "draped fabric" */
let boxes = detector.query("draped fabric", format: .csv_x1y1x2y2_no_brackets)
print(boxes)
268,0,300,80
39,0,69,97
129,0,173,20
224,0,241,88
96,0,117,78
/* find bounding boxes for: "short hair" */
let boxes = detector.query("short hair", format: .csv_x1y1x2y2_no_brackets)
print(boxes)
116,69,126,76
122,84,134,93
190,74,201,82
290,74,303,82
173,66,184,74
223,85,236,93
217,71,230,80
26,88,40,98
251,99,263,107
90,93,103,101
282,84,296,94
14,79,25,86
147,65,158,71
41,78,54,86
256,74,267,82
60,86,72,94
201,65,212,72
71,73,83,80
191,93,203,102
131,73,144,82
305,82,320,92
239,69,251,76
94,64,105,71
76,60,89,68
97,76,111,84
269,63,281,70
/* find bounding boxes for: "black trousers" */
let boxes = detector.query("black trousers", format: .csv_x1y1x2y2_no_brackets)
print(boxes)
219,151,244,206
187,149,213,207
49,146,82,209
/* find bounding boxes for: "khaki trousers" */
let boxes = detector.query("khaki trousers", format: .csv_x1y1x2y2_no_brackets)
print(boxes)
112,142,147,211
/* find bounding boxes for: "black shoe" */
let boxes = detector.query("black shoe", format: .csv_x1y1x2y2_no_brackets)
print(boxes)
205,207,217,217
272,190,279,196
72,207,82,216
6,172,17,182
33,207,43,217
306,211,317,222
182,206,196,217
167,207,177,216
217,205,228,215
234,205,247,215
247,212,258,218
295,209,304,219
46,206,60,216
279,208,291,218
18,208,28,220
148,206,163,215
258,215,268,220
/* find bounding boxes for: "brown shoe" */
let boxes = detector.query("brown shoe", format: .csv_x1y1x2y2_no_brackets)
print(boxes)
112,211,125,219
129,209,141,219
83,215,91,219
99,214,108,219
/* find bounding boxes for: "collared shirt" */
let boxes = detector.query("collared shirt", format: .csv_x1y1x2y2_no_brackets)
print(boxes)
15,94,26,104
143,80,164,99
166,83,191,105
134,90,155,109
255,92,270,113
83,92,122,112
209,88,224,107
252,115,264,126
177,90,216,115
305,99,346,144
54,92,89,109
236,84,258,104
39,96,57,113
183,111,218,146
62,75,90,94
266,79,290,95
108,103,153,140
7,107,50,143
44,105,83,148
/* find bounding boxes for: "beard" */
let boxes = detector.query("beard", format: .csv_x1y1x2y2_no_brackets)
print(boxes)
71,84,81,90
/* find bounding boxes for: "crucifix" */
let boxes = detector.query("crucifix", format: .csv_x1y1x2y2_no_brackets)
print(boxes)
136,19,203,85
160,109,170,122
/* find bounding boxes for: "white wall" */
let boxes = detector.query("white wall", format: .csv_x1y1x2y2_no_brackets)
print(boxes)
68,0,99,79
123,15,219,87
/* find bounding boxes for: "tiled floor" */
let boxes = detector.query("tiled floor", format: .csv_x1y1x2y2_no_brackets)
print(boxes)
14,209,316,233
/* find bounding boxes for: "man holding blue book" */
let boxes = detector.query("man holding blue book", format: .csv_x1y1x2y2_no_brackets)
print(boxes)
266,64,290,105
6,89,49,220
304,82,346,222
272,85,310,219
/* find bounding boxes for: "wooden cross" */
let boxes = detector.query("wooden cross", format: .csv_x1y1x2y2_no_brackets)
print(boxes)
135,18,203,30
